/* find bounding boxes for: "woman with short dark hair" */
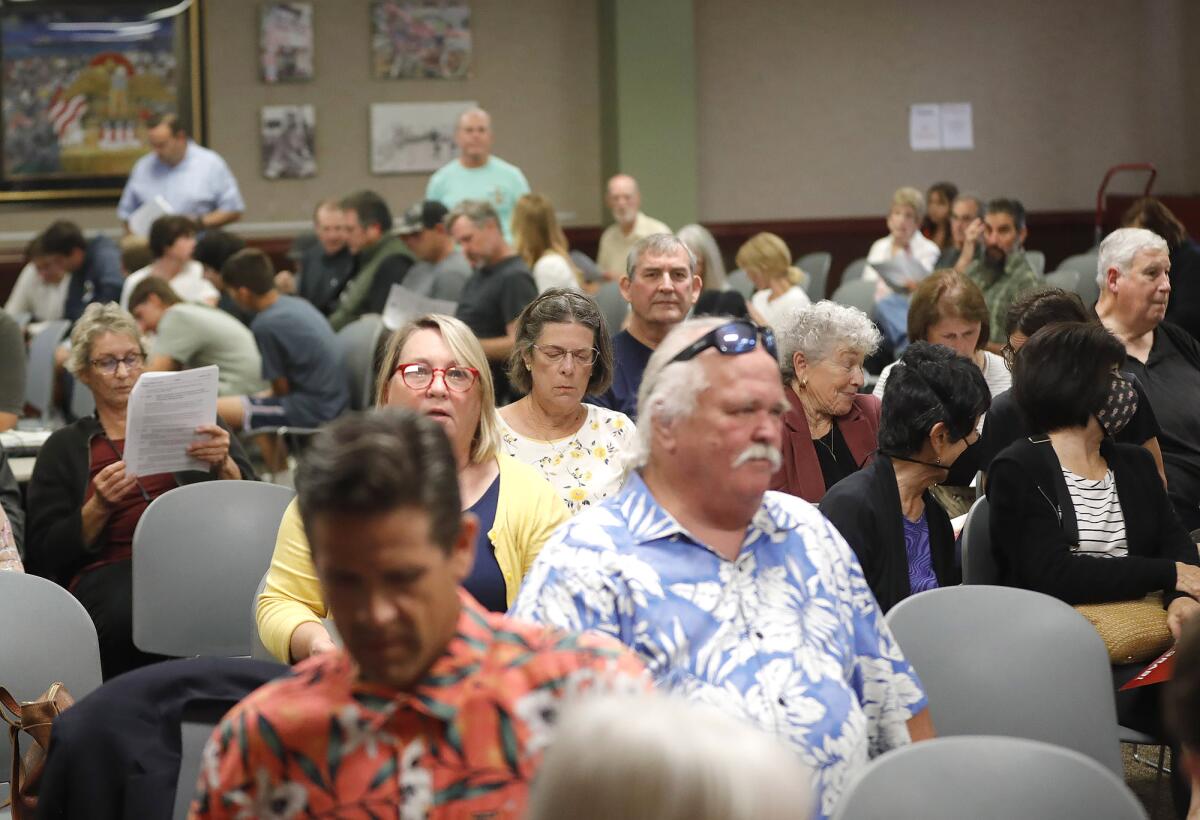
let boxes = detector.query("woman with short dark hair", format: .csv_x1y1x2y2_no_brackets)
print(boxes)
499,289,634,512
120,214,218,309
820,342,989,612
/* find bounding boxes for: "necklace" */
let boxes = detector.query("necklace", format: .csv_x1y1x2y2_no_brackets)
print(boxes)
524,402,585,456
814,428,838,462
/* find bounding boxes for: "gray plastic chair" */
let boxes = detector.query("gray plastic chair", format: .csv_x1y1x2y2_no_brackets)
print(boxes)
1060,251,1101,307
0,572,103,799
1043,268,1081,293
1025,249,1046,276
841,256,868,284
593,280,629,337
960,496,996,584
132,481,296,657
335,313,385,411
797,251,832,300
831,735,1147,820
886,585,1123,775
69,378,95,420
830,278,877,316
726,268,754,299
249,570,273,662
21,319,70,424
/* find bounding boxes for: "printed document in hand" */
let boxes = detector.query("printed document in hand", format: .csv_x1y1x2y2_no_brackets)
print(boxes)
382,284,458,331
873,255,932,294
127,194,175,238
123,365,219,476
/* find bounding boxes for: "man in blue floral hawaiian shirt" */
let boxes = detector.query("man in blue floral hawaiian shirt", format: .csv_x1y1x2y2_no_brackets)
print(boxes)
512,316,934,820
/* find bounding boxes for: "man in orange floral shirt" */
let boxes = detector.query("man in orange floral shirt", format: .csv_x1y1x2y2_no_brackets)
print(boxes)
190,410,646,819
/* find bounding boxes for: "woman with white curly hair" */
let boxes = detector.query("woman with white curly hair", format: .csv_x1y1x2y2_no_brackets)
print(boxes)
771,300,883,503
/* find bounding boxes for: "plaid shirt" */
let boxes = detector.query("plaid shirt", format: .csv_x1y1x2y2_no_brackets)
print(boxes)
189,592,647,819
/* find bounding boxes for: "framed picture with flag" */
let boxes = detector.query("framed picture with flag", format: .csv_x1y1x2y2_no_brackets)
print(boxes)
0,0,204,203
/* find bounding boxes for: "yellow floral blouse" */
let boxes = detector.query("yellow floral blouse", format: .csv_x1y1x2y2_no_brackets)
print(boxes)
499,404,634,514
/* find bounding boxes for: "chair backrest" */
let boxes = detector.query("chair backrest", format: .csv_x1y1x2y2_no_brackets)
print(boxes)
831,735,1147,820
593,280,629,338
1025,249,1046,276
69,377,95,421
960,496,995,584
1060,252,1101,307
830,278,877,315
885,585,1124,775
173,698,240,820
132,481,296,657
797,251,832,300
1043,268,1081,293
726,268,754,299
23,319,71,420
569,250,603,284
249,570,273,661
335,313,385,411
0,572,103,787
841,256,868,284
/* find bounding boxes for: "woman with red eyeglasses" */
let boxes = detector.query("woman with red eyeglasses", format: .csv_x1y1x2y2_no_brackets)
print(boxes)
257,314,568,664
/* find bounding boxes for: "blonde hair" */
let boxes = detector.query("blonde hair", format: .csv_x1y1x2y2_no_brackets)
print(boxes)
527,694,813,820
66,302,144,377
512,193,583,287
891,186,925,219
374,314,501,465
735,232,804,287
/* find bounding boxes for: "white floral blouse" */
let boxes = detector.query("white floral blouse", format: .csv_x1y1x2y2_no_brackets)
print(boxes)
499,404,635,514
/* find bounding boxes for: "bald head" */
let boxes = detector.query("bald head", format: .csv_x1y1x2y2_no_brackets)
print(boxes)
455,108,493,167
606,174,641,228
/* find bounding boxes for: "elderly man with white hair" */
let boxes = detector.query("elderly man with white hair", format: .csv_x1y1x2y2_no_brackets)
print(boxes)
511,316,932,820
1096,226,1200,530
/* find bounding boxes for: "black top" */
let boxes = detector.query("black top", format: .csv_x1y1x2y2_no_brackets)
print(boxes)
364,253,416,315
588,329,653,420
1121,322,1200,530
455,256,538,405
297,243,354,316
1164,239,1200,343
813,424,858,491
985,436,1195,605
819,455,959,613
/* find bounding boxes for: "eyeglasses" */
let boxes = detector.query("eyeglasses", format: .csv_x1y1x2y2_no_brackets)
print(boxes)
533,344,598,366
394,363,480,392
670,321,778,364
90,353,145,375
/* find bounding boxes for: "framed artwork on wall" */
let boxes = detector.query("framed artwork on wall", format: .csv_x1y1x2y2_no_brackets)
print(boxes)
259,2,313,83
261,104,315,179
370,100,474,174
370,1,471,80
0,0,204,203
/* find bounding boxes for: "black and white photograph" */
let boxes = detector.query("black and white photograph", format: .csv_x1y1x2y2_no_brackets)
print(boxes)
370,1,471,80
370,100,473,174
261,104,316,179
260,2,314,83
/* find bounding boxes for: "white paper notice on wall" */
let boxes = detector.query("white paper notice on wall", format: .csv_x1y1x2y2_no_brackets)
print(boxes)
940,102,974,150
909,104,942,151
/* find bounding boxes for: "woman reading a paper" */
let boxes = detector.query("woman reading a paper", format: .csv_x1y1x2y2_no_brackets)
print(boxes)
25,303,254,679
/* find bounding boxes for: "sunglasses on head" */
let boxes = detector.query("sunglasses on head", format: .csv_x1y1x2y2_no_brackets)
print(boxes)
669,321,778,364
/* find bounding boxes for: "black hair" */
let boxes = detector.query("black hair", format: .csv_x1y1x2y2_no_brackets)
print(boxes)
985,198,1026,232
878,341,991,456
1004,287,1089,338
340,190,393,233
193,229,247,272
34,221,86,256
148,215,197,258
1012,323,1125,434
220,248,275,295
295,409,462,554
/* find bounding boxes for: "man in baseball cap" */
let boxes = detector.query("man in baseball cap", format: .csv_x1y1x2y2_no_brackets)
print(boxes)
396,200,471,301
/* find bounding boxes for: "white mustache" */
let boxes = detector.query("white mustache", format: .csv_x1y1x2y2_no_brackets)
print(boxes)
732,444,782,471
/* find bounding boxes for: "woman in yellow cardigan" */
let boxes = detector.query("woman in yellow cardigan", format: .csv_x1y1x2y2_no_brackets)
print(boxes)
257,314,569,663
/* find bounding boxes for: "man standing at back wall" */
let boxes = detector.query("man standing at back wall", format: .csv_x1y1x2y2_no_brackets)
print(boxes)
596,174,671,280
426,107,529,243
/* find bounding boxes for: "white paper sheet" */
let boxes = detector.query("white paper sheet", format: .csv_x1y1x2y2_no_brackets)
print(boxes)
122,365,219,476
909,103,942,151
872,255,932,293
940,102,974,150
382,284,458,331
127,194,175,238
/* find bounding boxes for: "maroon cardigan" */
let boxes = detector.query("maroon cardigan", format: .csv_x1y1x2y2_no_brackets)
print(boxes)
771,389,882,503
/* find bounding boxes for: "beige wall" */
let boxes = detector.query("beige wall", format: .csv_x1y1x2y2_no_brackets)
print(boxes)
695,0,1200,221
0,0,603,234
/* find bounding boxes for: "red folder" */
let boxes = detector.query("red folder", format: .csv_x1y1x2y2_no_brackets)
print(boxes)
1119,648,1175,691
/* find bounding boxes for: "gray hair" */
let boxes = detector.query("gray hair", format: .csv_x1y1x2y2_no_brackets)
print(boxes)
447,199,500,231
631,317,727,468
1096,227,1170,287
777,300,881,381
527,693,813,820
66,302,144,376
676,223,727,290
952,192,985,213
507,288,615,395
624,232,697,280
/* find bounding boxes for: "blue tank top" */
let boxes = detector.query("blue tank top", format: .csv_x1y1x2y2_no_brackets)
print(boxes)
463,476,505,612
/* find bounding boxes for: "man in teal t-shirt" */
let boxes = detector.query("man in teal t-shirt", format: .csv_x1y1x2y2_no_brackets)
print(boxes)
425,107,530,243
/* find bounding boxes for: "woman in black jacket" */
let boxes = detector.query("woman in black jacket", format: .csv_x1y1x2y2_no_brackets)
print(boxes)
25,302,255,679
820,342,990,612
